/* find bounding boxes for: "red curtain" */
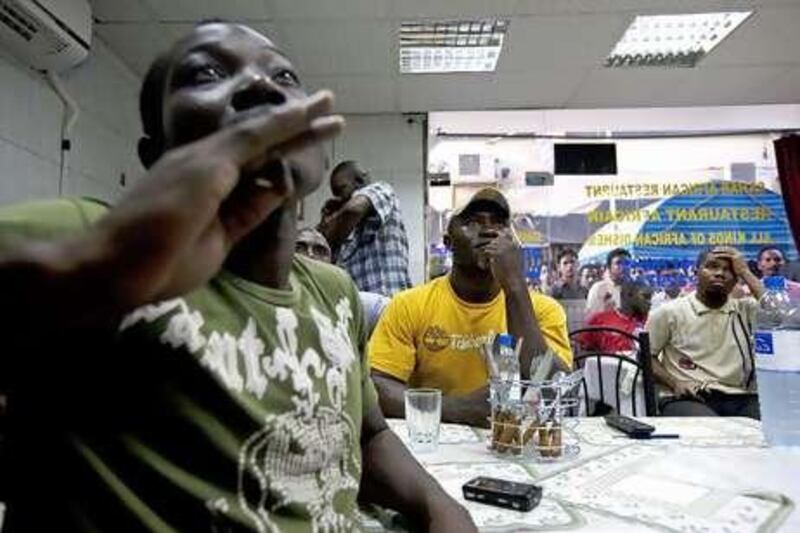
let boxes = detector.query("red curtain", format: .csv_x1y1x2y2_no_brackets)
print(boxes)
774,135,800,252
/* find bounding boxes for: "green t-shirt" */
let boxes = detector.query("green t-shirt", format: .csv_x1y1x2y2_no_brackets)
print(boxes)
0,198,378,532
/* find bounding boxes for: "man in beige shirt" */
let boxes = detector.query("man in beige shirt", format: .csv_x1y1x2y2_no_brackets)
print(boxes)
646,246,764,418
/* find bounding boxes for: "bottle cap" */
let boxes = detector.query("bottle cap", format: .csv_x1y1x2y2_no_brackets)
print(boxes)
764,276,786,291
497,333,515,348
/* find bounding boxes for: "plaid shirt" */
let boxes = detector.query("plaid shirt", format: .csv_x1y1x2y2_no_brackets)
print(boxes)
336,182,411,296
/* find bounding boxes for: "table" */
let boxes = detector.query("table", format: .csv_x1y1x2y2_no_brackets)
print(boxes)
364,418,800,532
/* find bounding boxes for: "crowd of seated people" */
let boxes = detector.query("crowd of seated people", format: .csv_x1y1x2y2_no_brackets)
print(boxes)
518,243,769,421
1,18,796,532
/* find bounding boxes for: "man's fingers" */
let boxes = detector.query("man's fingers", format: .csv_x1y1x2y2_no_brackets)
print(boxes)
270,115,345,157
304,89,336,119
240,115,344,180
219,160,295,244
711,251,735,260
216,90,337,166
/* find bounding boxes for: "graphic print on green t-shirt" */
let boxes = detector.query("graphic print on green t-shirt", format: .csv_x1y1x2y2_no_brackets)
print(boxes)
115,256,377,532
0,198,377,532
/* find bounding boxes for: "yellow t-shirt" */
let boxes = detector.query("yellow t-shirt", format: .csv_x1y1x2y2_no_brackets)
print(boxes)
368,276,573,395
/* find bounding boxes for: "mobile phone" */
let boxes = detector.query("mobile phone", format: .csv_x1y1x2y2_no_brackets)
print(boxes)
462,476,542,512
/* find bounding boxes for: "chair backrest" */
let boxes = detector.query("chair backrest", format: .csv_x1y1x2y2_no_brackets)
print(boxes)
568,327,657,416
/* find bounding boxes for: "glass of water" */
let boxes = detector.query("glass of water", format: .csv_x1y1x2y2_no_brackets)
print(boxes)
405,388,442,453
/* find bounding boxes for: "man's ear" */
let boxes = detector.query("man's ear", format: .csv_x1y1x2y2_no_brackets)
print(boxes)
138,136,164,170
443,234,452,250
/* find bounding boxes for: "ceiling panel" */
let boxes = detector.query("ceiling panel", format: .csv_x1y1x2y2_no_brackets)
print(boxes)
701,7,800,66
500,14,627,71
660,65,787,105
512,0,758,16
398,70,587,111
91,0,156,22
278,20,394,76
753,67,800,103
90,0,800,112
95,21,283,76
266,0,390,20
388,0,517,19
567,67,692,107
95,22,194,75
144,0,269,22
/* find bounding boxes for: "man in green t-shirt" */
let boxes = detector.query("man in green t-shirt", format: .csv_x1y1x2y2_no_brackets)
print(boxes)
0,22,474,532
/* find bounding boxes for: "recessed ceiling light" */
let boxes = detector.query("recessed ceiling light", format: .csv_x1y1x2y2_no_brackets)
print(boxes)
399,19,508,74
605,11,752,68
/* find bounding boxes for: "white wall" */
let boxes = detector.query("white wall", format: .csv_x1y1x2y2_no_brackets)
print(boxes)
431,105,800,136
0,39,142,207
301,114,426,285
429,134,779,216
428,105,800,216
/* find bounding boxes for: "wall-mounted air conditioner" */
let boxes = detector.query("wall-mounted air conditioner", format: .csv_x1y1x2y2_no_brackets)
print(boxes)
0,0,91,72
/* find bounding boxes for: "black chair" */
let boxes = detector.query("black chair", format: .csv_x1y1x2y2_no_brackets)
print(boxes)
568,327,657,417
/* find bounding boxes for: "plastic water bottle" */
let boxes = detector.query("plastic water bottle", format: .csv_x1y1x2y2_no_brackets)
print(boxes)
493,334,520,401
754,276,800,446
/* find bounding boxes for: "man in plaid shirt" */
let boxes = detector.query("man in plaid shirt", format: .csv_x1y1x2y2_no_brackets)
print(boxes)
319,160,411,296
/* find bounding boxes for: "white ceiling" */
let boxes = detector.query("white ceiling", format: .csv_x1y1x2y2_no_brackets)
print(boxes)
89,0,800,113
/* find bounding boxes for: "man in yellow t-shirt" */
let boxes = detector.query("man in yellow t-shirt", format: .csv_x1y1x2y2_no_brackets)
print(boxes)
369,188,572,427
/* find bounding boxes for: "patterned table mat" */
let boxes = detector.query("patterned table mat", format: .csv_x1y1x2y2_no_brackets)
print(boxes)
424,462,583,531
359,460,584,532
572,416,768,448
386,418,482,445
538,445,793,533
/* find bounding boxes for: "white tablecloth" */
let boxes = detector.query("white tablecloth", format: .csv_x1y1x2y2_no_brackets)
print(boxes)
368,417,800,532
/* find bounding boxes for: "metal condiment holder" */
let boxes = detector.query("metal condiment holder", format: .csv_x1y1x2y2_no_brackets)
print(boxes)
489,370,583,461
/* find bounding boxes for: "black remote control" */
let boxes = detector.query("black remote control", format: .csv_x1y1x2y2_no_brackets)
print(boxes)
463,476,542,512
604,414,656,439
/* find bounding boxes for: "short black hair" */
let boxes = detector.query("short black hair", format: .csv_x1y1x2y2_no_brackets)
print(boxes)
606,248,630,268
331,160,369,185
757,245,784,261
557,248,578,264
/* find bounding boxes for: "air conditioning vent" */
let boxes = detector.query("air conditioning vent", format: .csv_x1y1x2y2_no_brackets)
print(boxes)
0,1,37,41
0,0,91,72
459,154,481,176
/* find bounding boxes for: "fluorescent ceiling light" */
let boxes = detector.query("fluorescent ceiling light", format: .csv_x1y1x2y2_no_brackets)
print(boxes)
605,11,752,68
399,19,508,73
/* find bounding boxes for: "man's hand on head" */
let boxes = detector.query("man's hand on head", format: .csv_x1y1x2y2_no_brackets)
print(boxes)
711,247,749,279
485,229,525,292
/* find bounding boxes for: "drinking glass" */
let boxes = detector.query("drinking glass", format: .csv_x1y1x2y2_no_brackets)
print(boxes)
404,388,442,453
